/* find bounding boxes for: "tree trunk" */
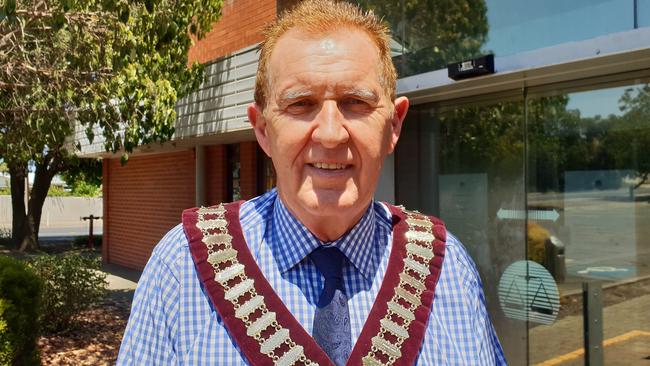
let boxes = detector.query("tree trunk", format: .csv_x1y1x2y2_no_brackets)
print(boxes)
634,172,648,190
17,212,39,252
29,159,58,241
9,163,27,248
9,152,66,252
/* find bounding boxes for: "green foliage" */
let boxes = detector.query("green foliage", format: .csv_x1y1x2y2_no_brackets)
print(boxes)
435,84,650,193
0,256,43,366
0,299,12,366
357,0,488,75
47,185,71,197
47,181,101,197
0,0,223,249
1,0,224,166
0,187,9,196
60,157,102,189
69,180,101,197
28,253,107,334
605,84,650,186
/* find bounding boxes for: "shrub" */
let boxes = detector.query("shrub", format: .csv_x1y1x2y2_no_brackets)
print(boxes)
72,235,103,248
29,252,107,333
0,256,42,366
70,181,102,197
46,185,71,197
0,299,11,365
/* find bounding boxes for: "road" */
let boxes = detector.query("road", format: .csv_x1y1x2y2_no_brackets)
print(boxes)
39,224,103,238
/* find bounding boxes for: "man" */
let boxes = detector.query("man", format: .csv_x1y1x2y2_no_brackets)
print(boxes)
118,1,506,365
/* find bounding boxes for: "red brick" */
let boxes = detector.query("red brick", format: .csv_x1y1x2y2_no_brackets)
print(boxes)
103,151,195,270
188,0,277,63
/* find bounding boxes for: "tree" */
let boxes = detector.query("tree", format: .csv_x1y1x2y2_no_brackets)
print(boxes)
0,0,223,251
59,156,102,195
355,0,488,75
604,84,650,189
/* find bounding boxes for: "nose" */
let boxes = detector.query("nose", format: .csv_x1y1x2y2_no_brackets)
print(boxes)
311,100,349,148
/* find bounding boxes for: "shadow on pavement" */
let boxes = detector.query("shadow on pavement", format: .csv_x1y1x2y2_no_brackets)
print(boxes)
101,262,141,306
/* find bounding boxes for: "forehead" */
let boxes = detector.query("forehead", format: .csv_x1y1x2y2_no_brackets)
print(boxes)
266,28,382,93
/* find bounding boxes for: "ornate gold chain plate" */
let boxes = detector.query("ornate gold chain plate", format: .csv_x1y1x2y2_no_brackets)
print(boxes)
196,205,320,366
361,210,437,366
196,205,437,366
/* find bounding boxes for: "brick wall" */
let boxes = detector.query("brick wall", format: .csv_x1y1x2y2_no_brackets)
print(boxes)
103,151,195,270
205,145,228,205
188,0,277,64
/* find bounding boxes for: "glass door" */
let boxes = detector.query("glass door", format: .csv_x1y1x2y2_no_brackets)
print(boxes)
527,79,650,365
396,75,650,365
396,92,529,364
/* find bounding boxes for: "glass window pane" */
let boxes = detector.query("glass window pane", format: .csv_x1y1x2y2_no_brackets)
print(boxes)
356,0,635,77
640,0,650,28
485,0,633,57
396,96,528,364
227,144,241,201
527,82,650,364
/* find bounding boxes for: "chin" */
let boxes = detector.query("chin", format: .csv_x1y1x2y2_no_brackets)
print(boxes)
300,188,366,216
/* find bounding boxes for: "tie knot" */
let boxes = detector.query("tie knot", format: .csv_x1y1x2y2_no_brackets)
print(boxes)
310,246,346,281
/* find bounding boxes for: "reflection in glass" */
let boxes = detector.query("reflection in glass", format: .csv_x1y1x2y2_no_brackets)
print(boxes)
485,0,633,57
527,83,650,365
355,0,489,76
227,144,241,201
639,0,650,28
396,82,650,364
356,0,638,77
396,97,528,364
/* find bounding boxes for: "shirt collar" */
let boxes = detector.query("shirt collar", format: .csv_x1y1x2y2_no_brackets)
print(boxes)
270,194,380,279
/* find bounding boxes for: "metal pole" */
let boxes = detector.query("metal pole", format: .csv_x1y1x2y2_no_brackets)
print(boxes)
88,214,94,250
583,281,604,366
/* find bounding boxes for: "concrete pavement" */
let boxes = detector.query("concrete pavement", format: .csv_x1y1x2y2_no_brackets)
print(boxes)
530,294,650,365
102,262,140,303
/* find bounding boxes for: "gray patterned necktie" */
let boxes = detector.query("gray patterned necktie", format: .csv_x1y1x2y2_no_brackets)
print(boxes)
310,246,352,366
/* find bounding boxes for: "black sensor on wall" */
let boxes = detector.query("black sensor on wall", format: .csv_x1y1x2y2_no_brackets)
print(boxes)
447,54,495,80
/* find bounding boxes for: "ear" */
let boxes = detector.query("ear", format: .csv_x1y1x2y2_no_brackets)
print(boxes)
248,103,272,157
387,96,409,154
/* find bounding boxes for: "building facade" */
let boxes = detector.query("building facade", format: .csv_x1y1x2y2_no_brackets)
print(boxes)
78,0,650,364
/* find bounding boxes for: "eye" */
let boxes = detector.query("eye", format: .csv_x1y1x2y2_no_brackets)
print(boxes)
291,100,313,107
342,98,366,105
285,99,316,114
340,98,371,113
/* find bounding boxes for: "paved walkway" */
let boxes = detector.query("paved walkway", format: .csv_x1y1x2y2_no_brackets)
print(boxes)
530,291,650,365
102,262,141,303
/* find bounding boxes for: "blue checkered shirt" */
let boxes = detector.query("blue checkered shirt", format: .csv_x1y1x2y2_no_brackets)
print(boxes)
117,189,506,365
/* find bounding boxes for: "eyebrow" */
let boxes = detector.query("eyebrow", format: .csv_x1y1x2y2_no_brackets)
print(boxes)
278,89,313,103
341,88,379,103
277,87,380,104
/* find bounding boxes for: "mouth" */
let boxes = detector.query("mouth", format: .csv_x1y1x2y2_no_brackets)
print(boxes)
309,162,351,170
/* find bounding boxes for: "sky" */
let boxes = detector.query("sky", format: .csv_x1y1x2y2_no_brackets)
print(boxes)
482,0,648,118
483,0,637,57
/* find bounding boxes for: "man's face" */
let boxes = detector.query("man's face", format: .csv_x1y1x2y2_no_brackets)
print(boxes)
248,28,408,238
